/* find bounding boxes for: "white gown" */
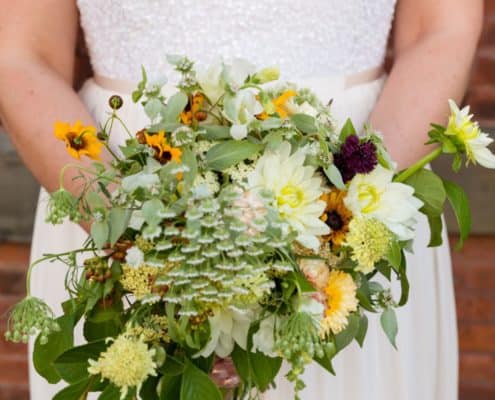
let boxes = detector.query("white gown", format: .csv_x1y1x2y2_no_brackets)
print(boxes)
29,0,458,399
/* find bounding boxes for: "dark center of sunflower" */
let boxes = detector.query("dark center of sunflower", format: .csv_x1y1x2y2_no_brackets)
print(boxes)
68,133,85,150
325,211,343,230
161,151,172,162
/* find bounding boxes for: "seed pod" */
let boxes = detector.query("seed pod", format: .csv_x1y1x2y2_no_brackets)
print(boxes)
108,94,124,110
136,129,147,144
194,110,208,121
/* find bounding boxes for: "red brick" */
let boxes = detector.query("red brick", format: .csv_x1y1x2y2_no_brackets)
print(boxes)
460,352,495,385
456,294,495,323
470,47,495,86
0,243,30,272
460,385,495,400
0,328,28,359
0,384,29,400
0,358,28,385
465,85,495,125
459,324,495,352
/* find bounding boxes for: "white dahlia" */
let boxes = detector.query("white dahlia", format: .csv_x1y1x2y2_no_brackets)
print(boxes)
247,142,329,250
344,165,423,240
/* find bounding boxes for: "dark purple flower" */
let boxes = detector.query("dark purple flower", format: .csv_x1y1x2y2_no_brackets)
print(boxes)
334,135,378,181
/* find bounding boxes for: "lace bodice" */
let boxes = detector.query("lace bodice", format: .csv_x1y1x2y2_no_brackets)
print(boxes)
77,0,396,82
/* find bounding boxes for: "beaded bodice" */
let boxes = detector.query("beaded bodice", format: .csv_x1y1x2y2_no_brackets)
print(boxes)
77,0,396,82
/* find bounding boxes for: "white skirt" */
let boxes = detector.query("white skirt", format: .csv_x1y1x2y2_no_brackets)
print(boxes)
29,76,458,400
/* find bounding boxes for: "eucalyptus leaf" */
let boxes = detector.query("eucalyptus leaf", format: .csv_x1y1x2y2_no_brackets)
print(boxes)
181,148,198,187
324,164,345,190
335,313,360,351
144,98,165,120
355,314,369,347
180,359,222,400
443,179,471,249
201,125,231,140
108,208,131,246
380,308,398,349
91,221,109,249
290,113,317,133
206,140,262,171
142,198,166,226
260,117,283,130
164,92,188,123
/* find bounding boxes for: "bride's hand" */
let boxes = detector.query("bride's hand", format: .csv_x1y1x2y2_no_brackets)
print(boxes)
210,357,241,389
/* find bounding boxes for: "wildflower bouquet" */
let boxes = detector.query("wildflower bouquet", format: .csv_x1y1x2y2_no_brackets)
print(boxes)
5,56,495,400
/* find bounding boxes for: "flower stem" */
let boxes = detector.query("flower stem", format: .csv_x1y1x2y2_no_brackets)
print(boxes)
394,147,442,183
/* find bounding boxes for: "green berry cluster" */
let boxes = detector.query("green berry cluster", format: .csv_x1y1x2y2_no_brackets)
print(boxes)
45,188,82,224
4,296,60,345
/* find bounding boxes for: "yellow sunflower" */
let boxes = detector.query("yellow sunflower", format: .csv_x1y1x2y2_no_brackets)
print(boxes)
320,190,353,246
144,131,182,164
54,120,102,160
320,269,358,336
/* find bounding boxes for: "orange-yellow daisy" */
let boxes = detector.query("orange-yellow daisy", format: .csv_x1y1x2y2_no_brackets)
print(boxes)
144,131,182,164
180,93,207,125
54,120,102,160
320,190,353,246
320,270,358,336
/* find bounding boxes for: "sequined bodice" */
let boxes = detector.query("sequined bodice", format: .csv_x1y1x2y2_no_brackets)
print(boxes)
77,0,396,82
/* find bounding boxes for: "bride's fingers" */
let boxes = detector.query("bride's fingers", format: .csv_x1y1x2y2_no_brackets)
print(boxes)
210,357,241,389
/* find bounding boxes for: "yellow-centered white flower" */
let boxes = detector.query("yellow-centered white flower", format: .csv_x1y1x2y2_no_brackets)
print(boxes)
247,142,329,250
344,165,423,240
446,99,495,168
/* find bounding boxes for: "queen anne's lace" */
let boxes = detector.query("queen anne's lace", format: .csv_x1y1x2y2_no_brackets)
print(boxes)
77,0,396,82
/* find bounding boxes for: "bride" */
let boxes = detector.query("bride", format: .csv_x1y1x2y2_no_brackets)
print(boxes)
0,0,482,399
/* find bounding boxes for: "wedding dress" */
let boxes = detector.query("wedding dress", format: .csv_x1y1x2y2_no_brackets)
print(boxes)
28,1,458,399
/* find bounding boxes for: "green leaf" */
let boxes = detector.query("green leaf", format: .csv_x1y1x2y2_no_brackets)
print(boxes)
426,214,443,247
290,113,317,133
160,356,185,376
314,340,336,375
164,92,188,123
249,352,282,391
386,240,402,271
139,376,160,400
231,346,251,384
404,169,446,216
98,384,121,400
289,270,316,293
160,374,182,400
54,340,108,384
83,306,122,342
443,180,471,249
86,191,107,210
335,313,360,351
201,125,232,140
206,140,261,171
355,314,368,347
324,164,345,190
339,119,357,142
142,198,166,226
180,148,198,187
398,255,410,306
380,308,398,349
144,98,166,120
33,314,75,384
260,118,283,130
91,221,109,249
356,280,375,312
108,208,131,246
180,359,222,400
53,378,92,400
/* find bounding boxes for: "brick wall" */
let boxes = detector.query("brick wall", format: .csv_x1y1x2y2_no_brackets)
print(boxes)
1,4,495,400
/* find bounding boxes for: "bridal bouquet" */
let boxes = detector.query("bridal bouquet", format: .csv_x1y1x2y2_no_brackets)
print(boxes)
5,56,495,400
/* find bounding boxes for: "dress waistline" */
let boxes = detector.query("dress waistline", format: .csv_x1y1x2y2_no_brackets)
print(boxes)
92,65,385,95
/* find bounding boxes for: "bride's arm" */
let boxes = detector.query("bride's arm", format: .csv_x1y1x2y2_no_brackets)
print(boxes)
369,0,483,169
0,0,97,197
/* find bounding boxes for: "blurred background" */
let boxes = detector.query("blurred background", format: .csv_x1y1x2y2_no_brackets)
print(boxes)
1,4,495,400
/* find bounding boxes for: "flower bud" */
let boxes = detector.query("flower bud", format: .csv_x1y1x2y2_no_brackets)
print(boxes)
253,66,280,84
